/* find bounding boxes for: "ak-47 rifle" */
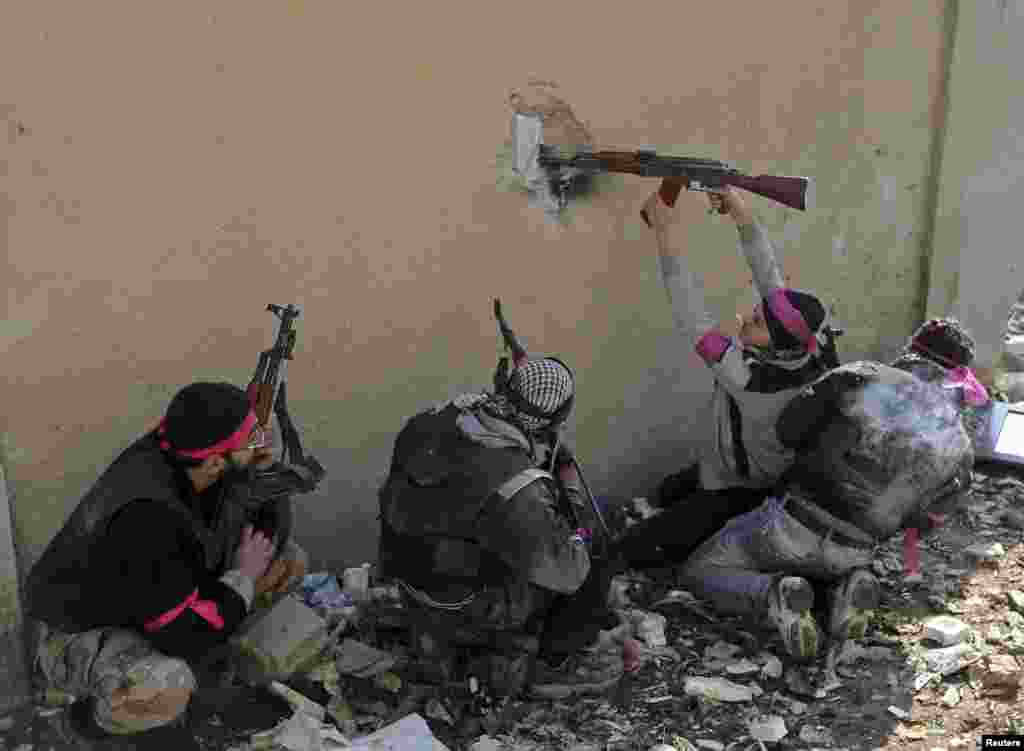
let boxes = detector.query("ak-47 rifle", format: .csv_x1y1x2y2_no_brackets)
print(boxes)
492,299,612,554
247,304,325,480
534,144,813,225
226,304,326,553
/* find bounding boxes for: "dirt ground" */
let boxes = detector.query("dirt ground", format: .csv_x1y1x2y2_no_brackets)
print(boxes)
4,463,1024,751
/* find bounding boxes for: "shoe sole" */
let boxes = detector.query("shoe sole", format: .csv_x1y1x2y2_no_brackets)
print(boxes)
527,674,623,701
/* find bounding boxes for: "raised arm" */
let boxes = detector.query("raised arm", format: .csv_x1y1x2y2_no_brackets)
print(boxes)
710,188,785,298
642,192,750,385
643,192,717,348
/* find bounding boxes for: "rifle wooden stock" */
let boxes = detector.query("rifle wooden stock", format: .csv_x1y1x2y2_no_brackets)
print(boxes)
725,174,813,212
253,383,276,427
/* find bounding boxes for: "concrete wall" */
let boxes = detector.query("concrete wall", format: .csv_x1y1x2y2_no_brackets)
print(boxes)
0,453,32,713
926,0,1024,371
1,1,955,579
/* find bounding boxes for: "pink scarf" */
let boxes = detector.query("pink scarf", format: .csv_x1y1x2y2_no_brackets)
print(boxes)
910,341,990,406
945,365,990,407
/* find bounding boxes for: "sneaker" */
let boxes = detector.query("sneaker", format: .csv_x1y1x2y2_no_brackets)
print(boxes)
766,576,820,660
828,569,880,642
528,646,625,700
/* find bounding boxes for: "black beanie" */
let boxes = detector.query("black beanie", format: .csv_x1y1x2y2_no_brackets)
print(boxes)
162,382,252,452
762,289,826,351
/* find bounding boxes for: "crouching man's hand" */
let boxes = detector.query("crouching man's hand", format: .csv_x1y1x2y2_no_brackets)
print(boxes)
235,525,274,581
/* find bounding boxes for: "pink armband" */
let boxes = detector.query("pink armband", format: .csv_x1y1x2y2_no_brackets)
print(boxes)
695,331,731,364
144,588,225,633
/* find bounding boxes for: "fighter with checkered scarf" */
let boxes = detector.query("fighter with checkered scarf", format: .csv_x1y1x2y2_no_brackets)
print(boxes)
377,350,627,701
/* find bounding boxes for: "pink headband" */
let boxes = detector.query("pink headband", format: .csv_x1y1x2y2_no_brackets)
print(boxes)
766,289,818,354
157,409,259,460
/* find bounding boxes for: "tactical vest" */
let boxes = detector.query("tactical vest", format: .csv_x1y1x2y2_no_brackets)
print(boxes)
786,362,973,540
24,435,240,633
377,404,549,604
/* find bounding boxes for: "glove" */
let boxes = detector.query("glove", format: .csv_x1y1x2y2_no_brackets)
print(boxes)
254,555,307,601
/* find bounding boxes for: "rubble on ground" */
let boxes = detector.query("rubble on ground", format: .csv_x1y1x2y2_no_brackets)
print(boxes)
6,465,1024,750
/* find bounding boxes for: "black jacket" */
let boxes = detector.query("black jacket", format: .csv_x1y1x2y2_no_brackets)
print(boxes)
25,435,252,663
378,401,590,606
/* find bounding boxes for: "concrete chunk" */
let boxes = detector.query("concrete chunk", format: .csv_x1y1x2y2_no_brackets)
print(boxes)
923,643,978,676
748,715,788,743
965,542,1006,563
923,616,971,646
232,594,331,683
683,677,753,702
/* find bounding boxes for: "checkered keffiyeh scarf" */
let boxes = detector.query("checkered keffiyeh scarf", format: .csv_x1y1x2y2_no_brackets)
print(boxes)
483,357,574,434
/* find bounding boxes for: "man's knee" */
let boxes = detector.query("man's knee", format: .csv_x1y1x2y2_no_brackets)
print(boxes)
96,655,197,735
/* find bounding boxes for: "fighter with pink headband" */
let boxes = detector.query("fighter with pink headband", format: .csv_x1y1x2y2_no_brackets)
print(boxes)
24,381,306,745
901,317,990,407
891,317,989,580
613,186,848,659
616,187,838,568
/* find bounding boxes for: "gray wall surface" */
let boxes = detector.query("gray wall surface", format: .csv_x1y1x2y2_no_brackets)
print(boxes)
927,0,1024,371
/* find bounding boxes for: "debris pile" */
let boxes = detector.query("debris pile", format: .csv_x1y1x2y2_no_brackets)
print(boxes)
6,467,1024,749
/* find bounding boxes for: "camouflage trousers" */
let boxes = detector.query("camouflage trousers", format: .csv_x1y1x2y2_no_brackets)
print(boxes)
679,495,875,624
34,540,308,735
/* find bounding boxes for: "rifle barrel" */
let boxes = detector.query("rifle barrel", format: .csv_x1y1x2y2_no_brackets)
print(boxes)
493,299,528,363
